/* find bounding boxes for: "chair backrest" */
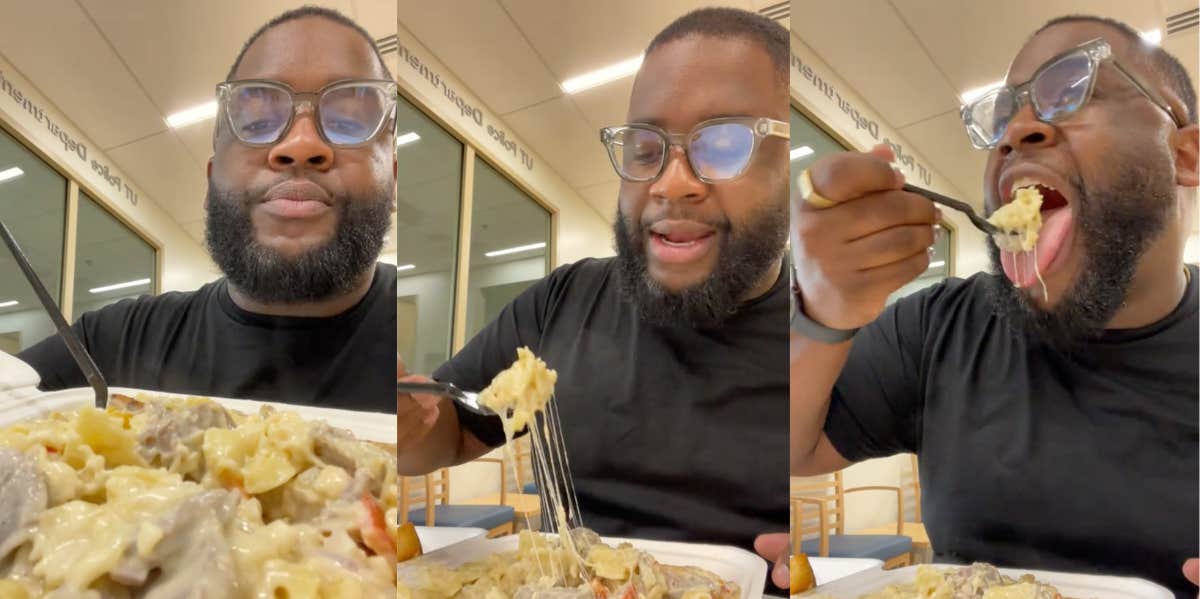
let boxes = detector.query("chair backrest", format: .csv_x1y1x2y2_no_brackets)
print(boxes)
901,454,922,523
791,471,847,540
513,436,535,491
401,473,436,525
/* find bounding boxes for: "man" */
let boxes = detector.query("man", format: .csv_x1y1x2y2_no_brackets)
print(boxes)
397,7,791,590
19,7,397,413
790,15,1198,596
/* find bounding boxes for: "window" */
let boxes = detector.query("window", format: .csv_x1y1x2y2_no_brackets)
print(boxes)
70,191,156,316
395,97,463,375
0,127,67,353
463,157,550,340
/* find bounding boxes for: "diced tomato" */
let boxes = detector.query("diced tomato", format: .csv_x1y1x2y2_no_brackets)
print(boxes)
588,579,608,599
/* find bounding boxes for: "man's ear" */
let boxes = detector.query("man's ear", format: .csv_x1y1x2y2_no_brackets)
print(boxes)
1174,123,1199,187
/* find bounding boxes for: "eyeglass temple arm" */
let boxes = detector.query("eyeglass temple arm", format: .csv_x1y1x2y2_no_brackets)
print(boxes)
1110,62,1186,128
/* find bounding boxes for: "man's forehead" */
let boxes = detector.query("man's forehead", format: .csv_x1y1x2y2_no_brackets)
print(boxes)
233,17,381,85
626,35,780,125
1006,21,1138,83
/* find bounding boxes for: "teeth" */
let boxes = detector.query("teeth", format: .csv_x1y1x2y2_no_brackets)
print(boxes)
661,238,696,247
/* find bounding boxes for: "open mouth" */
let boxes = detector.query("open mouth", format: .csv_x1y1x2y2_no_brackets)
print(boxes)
646,220,718,265
995,177,1076,295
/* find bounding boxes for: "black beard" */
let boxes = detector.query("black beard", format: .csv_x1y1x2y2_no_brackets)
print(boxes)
987,160,1174,352
204,181,391,304
613,200,787,328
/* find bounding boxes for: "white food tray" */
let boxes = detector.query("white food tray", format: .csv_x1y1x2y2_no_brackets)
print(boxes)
808,557,884,586
800,564,1172,598
398,533,768,599
0,385,396,445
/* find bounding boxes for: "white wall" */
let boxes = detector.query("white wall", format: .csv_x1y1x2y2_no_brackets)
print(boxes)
394,24,613,266
464,256,546,337
0,53,215,295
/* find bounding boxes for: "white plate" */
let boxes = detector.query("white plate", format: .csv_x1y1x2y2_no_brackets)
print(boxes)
801,564,1173,598
415,526,487,553
399,533,768,599
0,386,396,445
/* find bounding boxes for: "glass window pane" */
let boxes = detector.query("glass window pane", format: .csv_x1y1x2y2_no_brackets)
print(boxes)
464,157,549,340
0,128,66,353
395,97,463,375
71,192,156,316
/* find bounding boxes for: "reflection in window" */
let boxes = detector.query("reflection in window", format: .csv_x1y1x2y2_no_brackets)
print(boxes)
71,192,156,316
0,128,66,353
394,97,463,374
464,158,549,340
788,106,952,303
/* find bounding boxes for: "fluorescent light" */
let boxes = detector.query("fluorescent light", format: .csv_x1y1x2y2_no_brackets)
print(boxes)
0,167,24,183
1140,29,1162,45
561,55,643,94
0,300,17,308
165,101,218,129
397,264,416,271
89,278,150,294
960,79,1005,103
396,132,421,147
790,146,814,161
928,260,946,269
485,242,546,258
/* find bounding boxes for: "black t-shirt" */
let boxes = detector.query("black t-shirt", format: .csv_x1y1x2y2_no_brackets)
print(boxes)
826,266,1199,597
435,257,789,554
18,263,396,413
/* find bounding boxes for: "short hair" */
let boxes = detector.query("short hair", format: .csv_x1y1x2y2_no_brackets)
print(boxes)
644,7,789,85
1034,14,1197,124
224,5,392,81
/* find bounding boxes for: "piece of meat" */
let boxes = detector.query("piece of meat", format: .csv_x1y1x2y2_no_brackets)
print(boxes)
0,448,48,565
107,490,238,598
312,423,388,496
660,563,741,599
135,401,234,479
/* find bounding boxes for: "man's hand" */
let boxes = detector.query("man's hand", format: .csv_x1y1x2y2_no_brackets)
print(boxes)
791,144,939,329
1184,557,1198,590
396,354,440,452
753,532,790,590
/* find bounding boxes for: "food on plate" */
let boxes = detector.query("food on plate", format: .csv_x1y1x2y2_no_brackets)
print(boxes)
989,185,1044,253
849,563,1062,599
398,528,741,599
791,553,816,594
0,394,399,597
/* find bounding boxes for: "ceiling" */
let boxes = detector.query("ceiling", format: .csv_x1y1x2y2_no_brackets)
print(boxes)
791,0,1200,211
0,0,397,261
397,0,791,224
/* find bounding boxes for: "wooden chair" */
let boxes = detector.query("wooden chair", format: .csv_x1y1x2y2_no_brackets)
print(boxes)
459,443,542,529
850,455,931,555
404,468,515,537
791,471,912,569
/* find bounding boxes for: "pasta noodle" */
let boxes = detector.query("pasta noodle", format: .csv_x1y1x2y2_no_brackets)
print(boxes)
989,186,1049,301
399,348,740,599
0,395,398,598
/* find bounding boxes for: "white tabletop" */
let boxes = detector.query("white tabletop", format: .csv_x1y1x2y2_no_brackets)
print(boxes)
415,525,487,553
809,557,884,586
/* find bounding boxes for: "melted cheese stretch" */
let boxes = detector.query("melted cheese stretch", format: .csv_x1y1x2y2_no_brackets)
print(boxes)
0,396,398,598
989,186,1043,253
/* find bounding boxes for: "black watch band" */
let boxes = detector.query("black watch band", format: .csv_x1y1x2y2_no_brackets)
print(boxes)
790,285,859,344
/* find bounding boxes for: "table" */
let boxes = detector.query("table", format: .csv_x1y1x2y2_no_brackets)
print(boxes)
415,525,487,553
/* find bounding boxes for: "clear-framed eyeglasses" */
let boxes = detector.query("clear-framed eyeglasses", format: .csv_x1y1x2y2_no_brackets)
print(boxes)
215,78,398,148
600,116,790,183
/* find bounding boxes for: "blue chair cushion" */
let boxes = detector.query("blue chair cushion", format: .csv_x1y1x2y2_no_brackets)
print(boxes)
522,481,538,494
408,505,515,530
800,534,912,561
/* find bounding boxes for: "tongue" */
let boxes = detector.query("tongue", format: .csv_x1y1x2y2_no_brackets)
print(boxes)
1000,206,1074,289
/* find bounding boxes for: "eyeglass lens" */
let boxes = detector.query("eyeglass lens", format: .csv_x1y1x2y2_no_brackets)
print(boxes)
609,122,757,182
227,84,390,146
